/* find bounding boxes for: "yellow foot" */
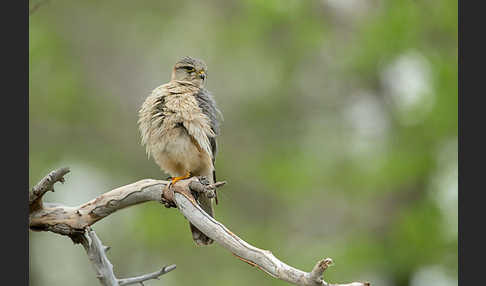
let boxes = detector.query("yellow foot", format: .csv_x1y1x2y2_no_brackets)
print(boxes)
170,172,191,186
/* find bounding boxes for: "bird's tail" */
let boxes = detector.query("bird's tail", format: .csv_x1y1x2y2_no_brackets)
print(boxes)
189,171,215,246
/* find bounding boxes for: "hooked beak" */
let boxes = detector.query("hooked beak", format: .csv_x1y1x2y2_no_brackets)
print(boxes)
198,70,206,80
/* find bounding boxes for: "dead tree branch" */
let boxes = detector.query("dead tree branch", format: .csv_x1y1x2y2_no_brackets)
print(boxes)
79,227,176,286
29,167,370,286
29,166,70,213
117,265,177,286
29,168,175,286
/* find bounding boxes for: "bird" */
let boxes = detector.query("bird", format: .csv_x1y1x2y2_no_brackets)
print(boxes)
138,56,221,246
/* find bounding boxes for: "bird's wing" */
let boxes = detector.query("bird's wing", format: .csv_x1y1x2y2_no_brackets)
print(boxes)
193,88,221,204
194,88,222,162
209,137,217,164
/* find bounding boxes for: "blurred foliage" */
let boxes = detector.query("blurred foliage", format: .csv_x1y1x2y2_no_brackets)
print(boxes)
29,0,457,286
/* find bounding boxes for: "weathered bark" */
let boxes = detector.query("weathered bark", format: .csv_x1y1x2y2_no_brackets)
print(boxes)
30,178,166,236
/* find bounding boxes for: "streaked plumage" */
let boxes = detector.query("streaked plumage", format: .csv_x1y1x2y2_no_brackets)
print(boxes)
138,57,221,245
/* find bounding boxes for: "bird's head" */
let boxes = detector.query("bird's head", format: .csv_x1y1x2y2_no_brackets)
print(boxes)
171,56,208,88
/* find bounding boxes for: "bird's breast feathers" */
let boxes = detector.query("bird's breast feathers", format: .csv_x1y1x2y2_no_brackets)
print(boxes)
138,82,215,165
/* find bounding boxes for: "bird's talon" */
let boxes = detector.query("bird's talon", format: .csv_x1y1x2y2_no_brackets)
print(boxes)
198,176,210,185
161,197,176,208
170,172,192,186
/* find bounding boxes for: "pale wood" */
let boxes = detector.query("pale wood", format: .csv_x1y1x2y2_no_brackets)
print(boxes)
79,228,118,285
78,228,176,286
29,168,370,286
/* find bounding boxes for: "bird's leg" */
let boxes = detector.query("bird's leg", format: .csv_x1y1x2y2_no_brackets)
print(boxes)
170,172,192,186
165,172,193,204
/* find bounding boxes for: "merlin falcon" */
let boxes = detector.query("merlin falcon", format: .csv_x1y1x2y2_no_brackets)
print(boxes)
138,56,221,246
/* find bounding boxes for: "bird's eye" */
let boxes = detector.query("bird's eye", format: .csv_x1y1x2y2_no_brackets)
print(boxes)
181,66,195,72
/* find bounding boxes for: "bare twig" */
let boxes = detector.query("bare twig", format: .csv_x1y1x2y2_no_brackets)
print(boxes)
29,167,70,212
118,265,176,286
79,228,118,285
29,167,370,286
76,227,175,286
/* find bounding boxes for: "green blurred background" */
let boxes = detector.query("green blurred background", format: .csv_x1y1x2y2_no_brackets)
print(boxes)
29,0,457,285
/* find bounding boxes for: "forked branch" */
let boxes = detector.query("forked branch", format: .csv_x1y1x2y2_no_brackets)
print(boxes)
79,227,175,286
29,167,370,286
